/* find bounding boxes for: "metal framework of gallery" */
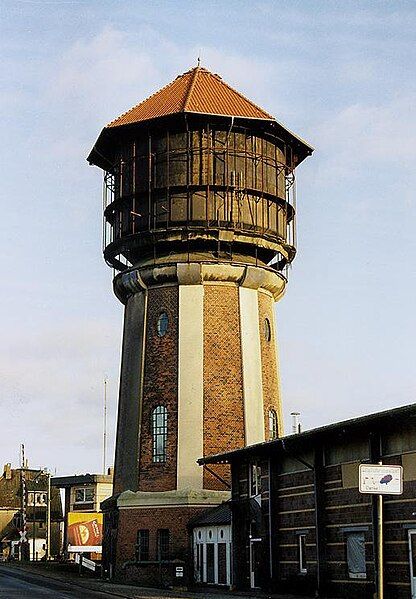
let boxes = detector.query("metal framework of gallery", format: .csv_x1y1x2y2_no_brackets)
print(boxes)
100,117,301,274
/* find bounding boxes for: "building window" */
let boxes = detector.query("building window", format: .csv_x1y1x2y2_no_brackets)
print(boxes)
157,529,170,561
346,531,366,579
156,312,169,337
298,534,307,574
268,409,278,440
74,487,94,503
152,405,167,462
264,318,271,341
249,462,261,498
27,492,47,507
136,529,149,561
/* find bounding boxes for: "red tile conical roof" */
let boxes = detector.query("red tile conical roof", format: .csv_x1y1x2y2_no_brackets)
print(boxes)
107,66,273,128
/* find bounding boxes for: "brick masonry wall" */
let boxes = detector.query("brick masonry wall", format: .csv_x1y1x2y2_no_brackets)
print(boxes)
274,469,317,585
203,284,245,490
258,291,283,439
115,505,207,584
138,285,179,491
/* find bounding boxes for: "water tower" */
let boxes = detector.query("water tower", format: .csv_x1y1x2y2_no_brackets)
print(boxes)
88,66,312,580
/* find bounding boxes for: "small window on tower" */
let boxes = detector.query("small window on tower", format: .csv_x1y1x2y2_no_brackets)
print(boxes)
264,318,272,342
268,409,278,440
156,312,169,337
152,405,168,462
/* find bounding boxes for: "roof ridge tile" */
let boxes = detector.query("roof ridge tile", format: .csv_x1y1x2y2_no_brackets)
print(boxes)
182,66,201,111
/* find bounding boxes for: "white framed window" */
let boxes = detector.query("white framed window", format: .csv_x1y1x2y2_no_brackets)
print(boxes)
74,487,94,503
268,409,278,440
249,462,261,498
27,491,47,507
298,533,307,574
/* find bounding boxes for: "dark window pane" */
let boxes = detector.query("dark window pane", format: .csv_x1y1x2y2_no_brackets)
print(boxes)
264,318,271,341
152,405,167,462
157,529,170,561
346,532,366,578
206,544,215,583
218,543,227,584
136,529,149,561
157,312,169,337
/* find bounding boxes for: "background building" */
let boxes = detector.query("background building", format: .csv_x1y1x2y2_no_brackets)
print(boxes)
200,403,416,598
0,464,62,561
52,471,113,557
88,65,312,584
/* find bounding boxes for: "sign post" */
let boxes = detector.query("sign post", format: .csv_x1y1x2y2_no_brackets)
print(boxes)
359,463,403,599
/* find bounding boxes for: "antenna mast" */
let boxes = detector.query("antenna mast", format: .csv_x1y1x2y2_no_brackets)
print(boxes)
103,379,107,474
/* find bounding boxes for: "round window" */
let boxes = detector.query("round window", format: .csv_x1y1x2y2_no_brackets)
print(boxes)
264,318,271,342
157,312,169,337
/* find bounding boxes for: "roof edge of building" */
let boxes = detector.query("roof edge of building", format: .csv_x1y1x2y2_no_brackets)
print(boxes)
198,401,416,465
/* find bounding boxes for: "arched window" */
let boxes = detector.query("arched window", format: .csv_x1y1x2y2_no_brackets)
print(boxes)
264,317,272,342
152,405,167,462
268,409,278,440
156,312,169,337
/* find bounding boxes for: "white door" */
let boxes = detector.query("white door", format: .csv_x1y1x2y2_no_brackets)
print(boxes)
408,530,416,598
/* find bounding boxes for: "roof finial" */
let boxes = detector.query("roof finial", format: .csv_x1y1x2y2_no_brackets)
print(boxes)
197,50,201,68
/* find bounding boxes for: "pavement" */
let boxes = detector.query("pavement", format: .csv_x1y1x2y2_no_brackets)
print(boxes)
0,562,316,599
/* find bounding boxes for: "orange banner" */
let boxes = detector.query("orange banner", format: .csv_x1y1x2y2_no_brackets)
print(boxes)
67,512,103,548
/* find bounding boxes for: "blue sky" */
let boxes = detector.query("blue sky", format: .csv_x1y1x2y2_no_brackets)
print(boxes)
1,1,415,474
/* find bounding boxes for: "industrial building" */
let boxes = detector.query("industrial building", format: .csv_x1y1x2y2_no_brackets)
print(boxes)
88,64,312,584
199,403,416,598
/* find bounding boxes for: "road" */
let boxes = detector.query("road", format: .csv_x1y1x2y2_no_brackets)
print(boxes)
0,566,118,598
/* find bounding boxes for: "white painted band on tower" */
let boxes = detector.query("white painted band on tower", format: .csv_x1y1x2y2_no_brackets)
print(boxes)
239,287,265,445
177,285,204,490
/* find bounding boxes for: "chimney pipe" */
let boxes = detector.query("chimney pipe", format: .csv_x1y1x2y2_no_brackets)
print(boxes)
291,412,301,434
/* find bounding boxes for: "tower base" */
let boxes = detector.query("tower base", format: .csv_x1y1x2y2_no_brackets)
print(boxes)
102,489,230,586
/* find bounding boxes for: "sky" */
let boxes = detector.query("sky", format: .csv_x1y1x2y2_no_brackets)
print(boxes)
1,0,415,475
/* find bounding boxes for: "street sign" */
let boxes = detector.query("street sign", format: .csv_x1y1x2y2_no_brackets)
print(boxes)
80,556,96,572
359,464,403,495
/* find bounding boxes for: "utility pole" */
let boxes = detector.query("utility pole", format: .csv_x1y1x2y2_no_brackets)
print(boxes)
103,379,107,474
46,470,51,560
20,444,29,561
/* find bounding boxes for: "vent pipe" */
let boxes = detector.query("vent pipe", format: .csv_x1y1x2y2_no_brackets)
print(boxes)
291,412,301,434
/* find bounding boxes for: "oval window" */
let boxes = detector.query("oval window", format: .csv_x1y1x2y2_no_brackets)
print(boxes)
264,318,271,342
157,312,169,337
